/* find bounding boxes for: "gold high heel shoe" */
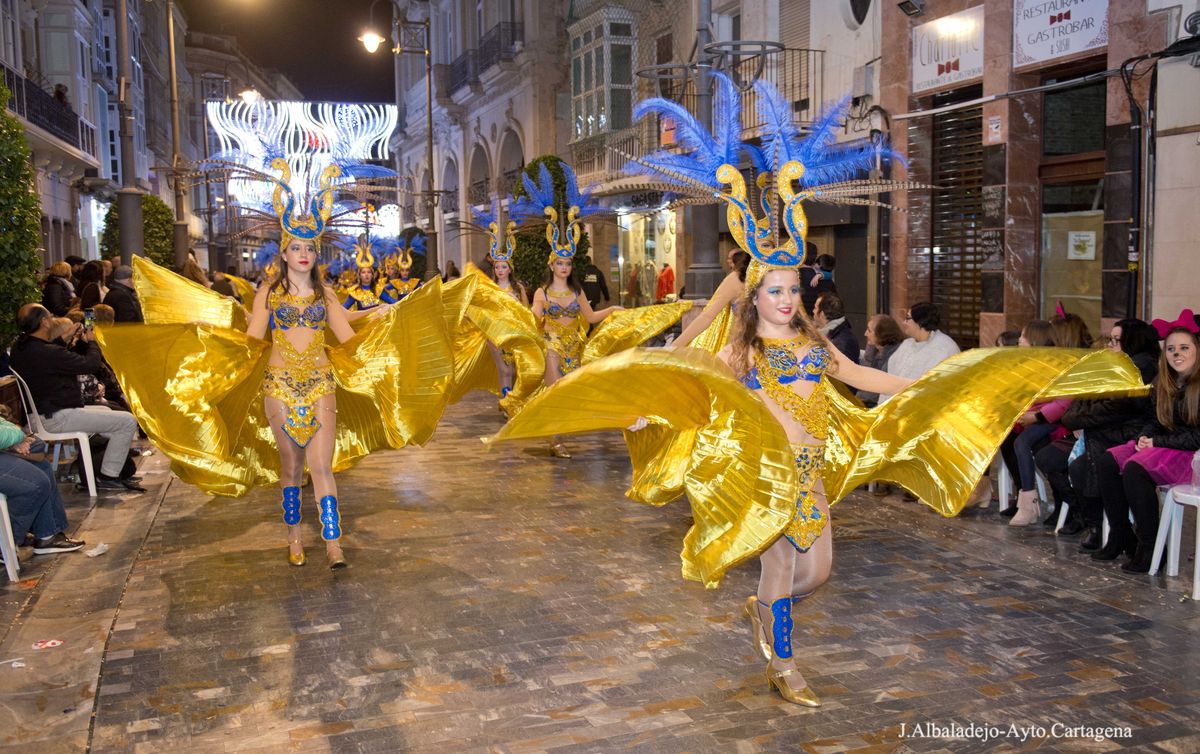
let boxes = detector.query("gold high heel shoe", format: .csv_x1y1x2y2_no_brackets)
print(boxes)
326,540,347,570
765,664,821,707
549,440,571,459
287,537,305,567
743,596,771,661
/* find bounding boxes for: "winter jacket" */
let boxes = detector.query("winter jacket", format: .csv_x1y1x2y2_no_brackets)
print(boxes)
41,276,73,316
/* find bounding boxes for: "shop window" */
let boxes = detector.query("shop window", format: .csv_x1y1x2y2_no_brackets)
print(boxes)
1040,180,1103,329
1043,80,1105,157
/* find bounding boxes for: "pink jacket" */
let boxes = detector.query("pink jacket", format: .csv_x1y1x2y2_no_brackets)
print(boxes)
1015,398,1073,441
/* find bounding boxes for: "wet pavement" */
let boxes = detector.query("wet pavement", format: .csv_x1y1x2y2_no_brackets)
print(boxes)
1,392,1198,753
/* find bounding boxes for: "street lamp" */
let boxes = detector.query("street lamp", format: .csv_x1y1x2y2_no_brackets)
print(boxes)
158,0,191,269
360,0,440,279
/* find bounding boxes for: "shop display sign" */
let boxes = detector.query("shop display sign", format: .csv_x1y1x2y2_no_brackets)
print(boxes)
1014,0,1108,67
912,6,985,93
1067,230,1096,261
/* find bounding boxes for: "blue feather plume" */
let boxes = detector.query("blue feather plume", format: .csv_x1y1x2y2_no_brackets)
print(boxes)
626,72,746,190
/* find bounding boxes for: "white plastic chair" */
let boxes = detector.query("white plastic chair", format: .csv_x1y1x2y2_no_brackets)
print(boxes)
8,368,97,497
1149,485,1200,601
997,463,1049,515
0,493,19,582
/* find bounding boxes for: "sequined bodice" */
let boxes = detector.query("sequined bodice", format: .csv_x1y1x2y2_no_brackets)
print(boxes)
270,288,327,332
545,289,581,318
741,337,830,440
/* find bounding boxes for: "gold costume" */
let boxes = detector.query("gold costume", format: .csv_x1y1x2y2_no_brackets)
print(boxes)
490,346,1148,587
260,287,338,447
97,263,458,496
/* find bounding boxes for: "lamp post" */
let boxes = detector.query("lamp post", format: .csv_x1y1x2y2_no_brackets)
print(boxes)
165,0,190,269
114,0,143,265
361,0,440,278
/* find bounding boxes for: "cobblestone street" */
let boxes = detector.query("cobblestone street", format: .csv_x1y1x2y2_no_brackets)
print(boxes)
2,393,1199,753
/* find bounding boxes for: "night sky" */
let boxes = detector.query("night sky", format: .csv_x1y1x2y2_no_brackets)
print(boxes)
179,0,395,103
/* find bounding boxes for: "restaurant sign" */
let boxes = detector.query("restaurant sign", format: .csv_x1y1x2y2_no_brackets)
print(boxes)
1014,0,1108,67
912,6,985,93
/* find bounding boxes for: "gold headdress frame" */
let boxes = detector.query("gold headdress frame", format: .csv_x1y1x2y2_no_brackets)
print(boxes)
270,157,341,250
354,237,376,270
488,219,518,264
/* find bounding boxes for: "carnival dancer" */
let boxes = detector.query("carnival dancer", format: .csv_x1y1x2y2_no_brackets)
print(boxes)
341,235,395,312
381,235,424,302
97,159,458,569
490,74,1149,705
455,199,541,414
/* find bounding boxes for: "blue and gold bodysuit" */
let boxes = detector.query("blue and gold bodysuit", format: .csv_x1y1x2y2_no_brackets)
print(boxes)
263,288,337,447
741,337,831,552
542,289,585,375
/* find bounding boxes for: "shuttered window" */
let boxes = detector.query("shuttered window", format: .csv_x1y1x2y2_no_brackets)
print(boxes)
907,88,984,347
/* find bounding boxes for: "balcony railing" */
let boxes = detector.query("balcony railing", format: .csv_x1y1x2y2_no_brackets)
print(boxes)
2,62,93,153
447,50,478,96
734,48,823,133
440,190,459,215
569,49,822,187
467,179,489,207
477,22,523,73
501,166,524,194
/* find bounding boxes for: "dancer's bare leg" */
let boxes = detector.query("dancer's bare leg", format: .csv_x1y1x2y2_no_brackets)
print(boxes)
303,394,344,565
265,396,306,562
756,492,831,696
544,350,570,457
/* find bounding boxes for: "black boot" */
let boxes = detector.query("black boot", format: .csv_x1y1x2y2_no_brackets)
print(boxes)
1043,502,1062,527
1060,517,1085,537
1077,527,1101,551
1091,529,1136,561
1000,504,1018,519
1121,542,1153,573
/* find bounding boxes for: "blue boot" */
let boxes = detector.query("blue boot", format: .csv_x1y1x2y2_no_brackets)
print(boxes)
763,596,820,706
318,495,346,569
281,486,301,525
281,486,304,566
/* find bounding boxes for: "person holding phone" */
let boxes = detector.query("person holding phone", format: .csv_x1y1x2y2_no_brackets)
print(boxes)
8,304,142,492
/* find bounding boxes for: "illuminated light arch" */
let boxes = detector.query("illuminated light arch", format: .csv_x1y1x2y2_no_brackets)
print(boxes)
206,99,398,214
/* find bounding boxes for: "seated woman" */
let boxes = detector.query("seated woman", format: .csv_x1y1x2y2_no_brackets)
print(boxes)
857,314,904,408
0,412,85,556
1037,319,1159,541
1093,323,1200,572
999,318,1081,524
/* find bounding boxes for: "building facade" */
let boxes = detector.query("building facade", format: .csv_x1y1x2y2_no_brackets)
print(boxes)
389,0,568,274
1,0,297,271
880,0,1188,346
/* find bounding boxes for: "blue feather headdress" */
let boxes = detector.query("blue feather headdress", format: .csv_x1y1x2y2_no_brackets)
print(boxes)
510,161,604,264
469,196,517,264
626,72,921,289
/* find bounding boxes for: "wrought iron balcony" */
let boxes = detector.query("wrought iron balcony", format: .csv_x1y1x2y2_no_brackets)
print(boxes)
569,49,822,187
467,179,489,207
477,22,523,74
447,50,478,96
2,62,95,154
440,190,459,215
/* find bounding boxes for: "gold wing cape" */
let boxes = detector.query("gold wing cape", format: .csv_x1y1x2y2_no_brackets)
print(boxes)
489,347,797,588
821,346,1149,515
442,267,545,415
97,260,456,496
489,346,1148,588
581,300,693,364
